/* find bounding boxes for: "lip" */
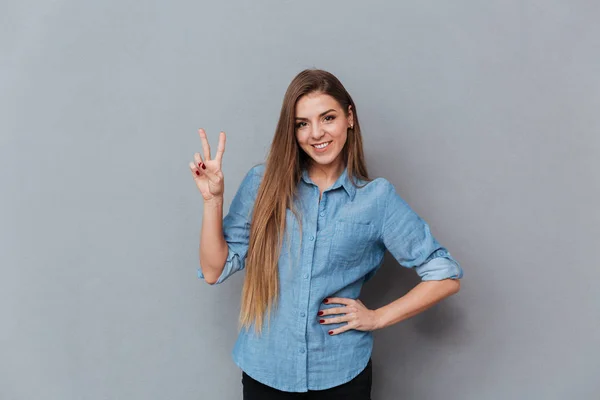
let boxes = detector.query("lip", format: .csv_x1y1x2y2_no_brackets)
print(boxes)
311,141,332,153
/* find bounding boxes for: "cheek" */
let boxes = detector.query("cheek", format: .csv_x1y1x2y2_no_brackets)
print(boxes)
295,131,310,148
332,124,348,143
331,121,347,136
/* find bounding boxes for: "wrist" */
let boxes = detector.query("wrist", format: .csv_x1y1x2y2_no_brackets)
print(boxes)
204,196,224,209
373,307,388,330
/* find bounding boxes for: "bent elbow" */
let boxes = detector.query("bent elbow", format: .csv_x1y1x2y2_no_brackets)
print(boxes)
198,262,221,286
199,267,220,285
450,278,461,294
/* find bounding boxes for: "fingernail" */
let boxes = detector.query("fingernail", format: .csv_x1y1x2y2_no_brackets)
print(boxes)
317,311,324,316
328,331,333,335
195,171,200,175
323,299,329,303
319,319,325,324
201,163,206,170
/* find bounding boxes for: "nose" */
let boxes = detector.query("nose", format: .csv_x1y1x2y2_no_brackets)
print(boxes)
310,122,325,140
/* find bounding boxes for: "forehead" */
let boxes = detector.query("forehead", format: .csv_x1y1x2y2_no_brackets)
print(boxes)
295,93,341,117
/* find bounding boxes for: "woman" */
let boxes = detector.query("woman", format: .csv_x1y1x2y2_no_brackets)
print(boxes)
189,69,463,399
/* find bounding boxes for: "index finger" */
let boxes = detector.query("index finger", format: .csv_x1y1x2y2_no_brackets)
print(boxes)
214,131,226,165
323,297,354,305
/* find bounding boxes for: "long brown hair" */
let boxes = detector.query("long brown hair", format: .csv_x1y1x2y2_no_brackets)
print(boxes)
240,69,370,333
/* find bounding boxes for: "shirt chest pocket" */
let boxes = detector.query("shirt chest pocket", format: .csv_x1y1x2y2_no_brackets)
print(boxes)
328,220,376,267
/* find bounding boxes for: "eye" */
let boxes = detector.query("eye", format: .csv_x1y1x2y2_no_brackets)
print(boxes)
295,121,307,129
324,115,336,122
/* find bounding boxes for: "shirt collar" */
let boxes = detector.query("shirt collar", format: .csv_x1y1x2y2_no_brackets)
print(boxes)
301,166,357,201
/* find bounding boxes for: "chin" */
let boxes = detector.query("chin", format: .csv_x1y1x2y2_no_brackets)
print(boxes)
308,151,343,166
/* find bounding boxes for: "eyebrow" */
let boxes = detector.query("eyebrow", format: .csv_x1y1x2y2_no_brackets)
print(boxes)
295,109,337,121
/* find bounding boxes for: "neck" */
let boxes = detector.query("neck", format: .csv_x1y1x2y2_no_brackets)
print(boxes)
308,159,345,187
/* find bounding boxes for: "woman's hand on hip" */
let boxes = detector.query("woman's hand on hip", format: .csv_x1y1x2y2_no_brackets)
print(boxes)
318,297,382,335
189,129,226,203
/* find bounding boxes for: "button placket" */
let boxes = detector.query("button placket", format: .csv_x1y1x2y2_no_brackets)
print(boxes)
296,186,320,389
317,194,327,232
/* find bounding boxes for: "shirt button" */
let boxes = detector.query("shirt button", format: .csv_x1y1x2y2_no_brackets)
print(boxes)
299,348,305,354
309,235,314,241
300,312,306,317
303,273,309,279
320,212,325,217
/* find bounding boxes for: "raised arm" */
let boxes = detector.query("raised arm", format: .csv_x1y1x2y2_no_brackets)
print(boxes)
189,128,228,284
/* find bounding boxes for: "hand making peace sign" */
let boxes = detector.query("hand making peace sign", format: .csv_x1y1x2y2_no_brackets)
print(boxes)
189,129,227,203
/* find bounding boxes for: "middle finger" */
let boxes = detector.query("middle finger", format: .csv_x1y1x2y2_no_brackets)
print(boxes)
198,128,212,161
318,307,347,317
319,314,352,325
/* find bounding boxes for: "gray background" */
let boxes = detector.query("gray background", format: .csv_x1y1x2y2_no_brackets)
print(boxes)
1,1,599,399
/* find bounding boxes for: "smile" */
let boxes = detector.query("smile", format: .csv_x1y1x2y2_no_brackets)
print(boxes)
312,141,332,150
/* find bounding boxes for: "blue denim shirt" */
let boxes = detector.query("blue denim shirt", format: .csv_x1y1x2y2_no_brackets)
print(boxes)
198,164,463,392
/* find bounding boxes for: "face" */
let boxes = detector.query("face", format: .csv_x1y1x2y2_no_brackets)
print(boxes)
294,92,354,171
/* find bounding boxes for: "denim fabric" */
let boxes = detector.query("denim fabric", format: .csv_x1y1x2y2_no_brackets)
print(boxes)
198,164,463,392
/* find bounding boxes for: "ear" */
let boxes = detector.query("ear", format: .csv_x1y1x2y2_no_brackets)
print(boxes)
347,105,354,127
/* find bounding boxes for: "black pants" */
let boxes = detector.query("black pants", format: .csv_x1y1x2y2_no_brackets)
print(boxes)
242,359,372,400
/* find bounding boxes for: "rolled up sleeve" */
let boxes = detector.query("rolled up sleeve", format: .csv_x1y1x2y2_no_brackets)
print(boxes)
197,164,263,284
380,181,463,281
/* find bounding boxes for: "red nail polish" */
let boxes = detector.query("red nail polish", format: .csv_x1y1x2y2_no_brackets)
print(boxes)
328,331,333,335
319,319,325,323
324,299,329,304
201,163,206,170
318,311,324,316
195,171,200,175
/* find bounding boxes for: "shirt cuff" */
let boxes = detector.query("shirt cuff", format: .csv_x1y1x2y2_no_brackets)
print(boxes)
415,256,463,281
